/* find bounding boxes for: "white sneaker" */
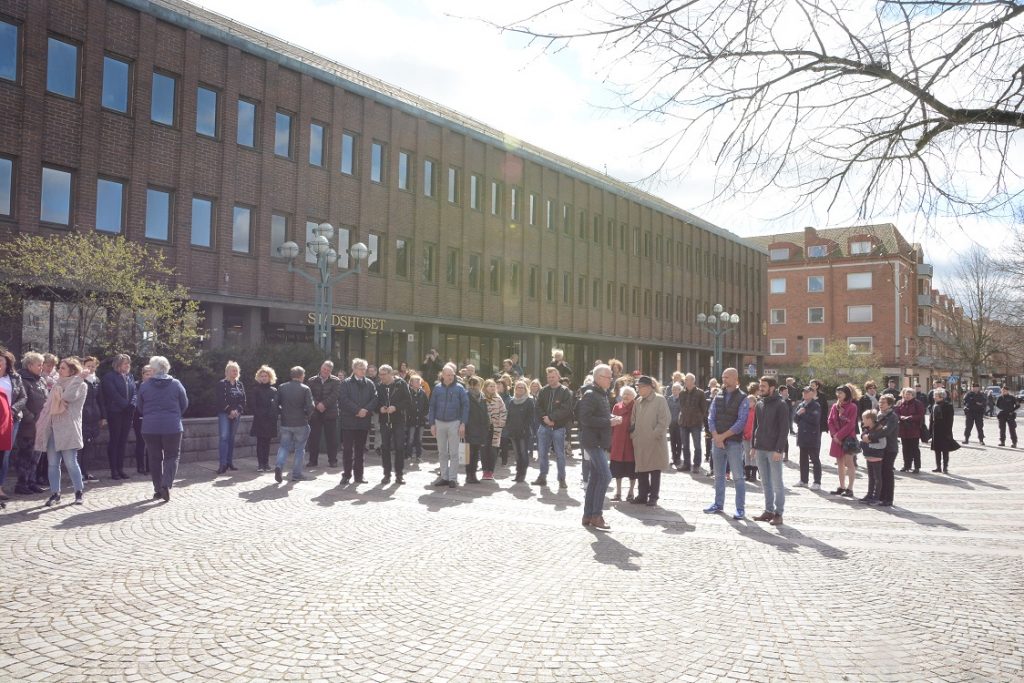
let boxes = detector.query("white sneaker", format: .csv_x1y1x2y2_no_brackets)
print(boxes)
810,482,821,490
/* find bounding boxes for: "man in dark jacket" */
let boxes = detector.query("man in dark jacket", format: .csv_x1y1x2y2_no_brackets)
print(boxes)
274,366,314,483
338,358,378,485
101,353,136,480
794,386,822,488
881,378,901,400
677,373,708,472
406,375,429,462
532,367,574,488
962,381,987,445
306,360,342,468
14,353,47,495
876,395,900,506
752,376,791,526
996,386,1018,447
376,365,413,484
579,363,614,531
811,379,830,436
784,377,800,434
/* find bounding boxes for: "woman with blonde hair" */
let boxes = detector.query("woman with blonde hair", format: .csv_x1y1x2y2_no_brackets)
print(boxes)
36,357,89,506
504,380,535,482
481,378,508,481
217,360,246,474
250,365,278,472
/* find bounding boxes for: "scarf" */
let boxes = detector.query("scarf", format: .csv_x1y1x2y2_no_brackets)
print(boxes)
45,375,78,417
512,394,529,405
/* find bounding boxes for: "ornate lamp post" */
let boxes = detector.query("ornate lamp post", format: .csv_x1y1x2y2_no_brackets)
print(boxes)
696,303,741,379
278,222,368,354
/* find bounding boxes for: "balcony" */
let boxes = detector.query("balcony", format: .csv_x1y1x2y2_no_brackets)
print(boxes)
917,324,934,337
917,263,933,278
918,293,933,307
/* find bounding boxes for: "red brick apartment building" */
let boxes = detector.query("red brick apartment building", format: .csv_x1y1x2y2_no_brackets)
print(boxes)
0,0,766,380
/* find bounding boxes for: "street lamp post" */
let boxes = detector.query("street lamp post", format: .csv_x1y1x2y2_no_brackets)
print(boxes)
696,303,741,380
278,223,368,354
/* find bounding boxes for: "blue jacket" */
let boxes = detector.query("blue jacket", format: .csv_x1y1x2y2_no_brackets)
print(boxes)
137,375,189,434
795,399,822,449
101,370,136,415
428,380,469,426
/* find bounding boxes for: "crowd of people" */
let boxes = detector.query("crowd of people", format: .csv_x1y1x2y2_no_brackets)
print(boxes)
0,346,1018,530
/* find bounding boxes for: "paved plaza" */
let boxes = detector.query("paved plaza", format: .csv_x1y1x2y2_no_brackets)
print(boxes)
1,416,1022,682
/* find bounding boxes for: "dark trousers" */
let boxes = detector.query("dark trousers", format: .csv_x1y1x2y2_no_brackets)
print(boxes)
133,415,149,473
379,420,407,477
964,413,985,441
255,436,271,469
865,459,882,499
704,433,713,470
799,444,822,484
900,437,921,471
934,449,950,471
107,411,132,475
669,424,682,463
998,415,1017,445
481,444,497,473
342,428,368,479
511,436,530,481
143,432,182,493
467,444,482,480
407,425,423,458
15,444,40,486
636,469,661,503
879,452,897,504
308,413,339,466
680,426,702,468
78,433,100,479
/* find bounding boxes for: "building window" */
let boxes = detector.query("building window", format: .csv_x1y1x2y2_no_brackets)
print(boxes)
545,270,555,302
577,276,586,307
850,240,872,255
593,216,601,243
190,197,214,248
422,243,436,283
644,289,652,316
489,257,501,293
423,159,435,197
619,284,626,313
468,253,481,290
633,227,641,255
95,178,124,234
0,20,18,82
46,37,78,98
808,338,825,355
398,151,411,190
490,181,501,216
632,288,640,316
447,167,460,204
562,272,571,304
769,247,789,261
847,305,873,323
151,72,176,126
101,55,130,113
770,277,786,294
337,225,350,268
469,174,480,210
510,187,520,221
563,204,572,235
231,205,251,253
848,337,874,353
369,141,385,183
578,210,587,239
274,111,292,157
196,86,218,137
769,339,787,356
309,123,326,167
270,213,287,257
395,238,410,278
643,231,652,258
40,166,72,226
367,233,381,274
608,219,615,248
546,200,553,230
237,99,257,148
847,272,873,290
446,247,460,286
808,307,825,324
606,281,614,310
528,266,538,299
592,279,600,309
808,244,828,258
509,261,520,294
770,308,785,324
0,156,12,216
807,275,825,293
144,188,171,241
528,194,537,225
340,132,356,174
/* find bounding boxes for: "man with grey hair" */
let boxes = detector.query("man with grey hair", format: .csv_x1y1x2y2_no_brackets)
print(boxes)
428,364,468,487
101,353,136,480
339,358,377,485
376,365,412,485
275,366,314,483
678,372,707,472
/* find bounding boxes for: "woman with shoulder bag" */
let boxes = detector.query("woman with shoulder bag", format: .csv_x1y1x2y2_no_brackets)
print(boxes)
827,384,860,497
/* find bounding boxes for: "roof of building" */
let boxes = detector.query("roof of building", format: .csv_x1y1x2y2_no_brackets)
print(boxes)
123,0,760,251
746,223,919,258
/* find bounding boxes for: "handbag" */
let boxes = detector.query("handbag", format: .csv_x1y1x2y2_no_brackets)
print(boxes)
920,421,931,443
842,436,860,454
459,440,471,465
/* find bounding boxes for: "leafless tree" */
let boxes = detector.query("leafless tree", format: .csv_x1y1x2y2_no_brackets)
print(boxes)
497,0,1024,222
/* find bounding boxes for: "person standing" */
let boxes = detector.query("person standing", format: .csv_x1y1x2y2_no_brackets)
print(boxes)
428,364,468,488
996,386,1019,447
13,353,47,495
78,356,105,483
811,378,830,442
827,384,860,497
703,368,749,519
895,387,926,472
930,388,959,473
609,386,637,502
37,357,89,506
667,382,683,468
926,379,944,410
962,381,987,445
881,378,901,400
794,386,823,489
421,349,443,385
630,376,671,507
550,349,573,385
406,375,429,463
0,348,26,500
750,376,790,525
249,366,279,472
274,366,314,483
784,377,800,434
677,373,707,473
306,361,342,468
338,359,378,486
533,367,574,489
132,365,153,475
137,356,189,501
580,364,616,530
101,353,135,480
376,365,412,485
858,410,887,504
505,380,536,484
216,361,246,474
876,395,900,507
481,379,508,481
463,376,489,484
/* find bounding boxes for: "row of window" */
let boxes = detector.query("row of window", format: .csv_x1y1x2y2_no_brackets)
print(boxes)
769,305,874,325
769,240,874,261
769,272,873,294
769,337,874,356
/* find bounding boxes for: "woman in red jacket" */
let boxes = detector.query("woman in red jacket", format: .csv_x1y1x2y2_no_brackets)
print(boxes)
828,384,860,497
895,387,926,473
609,385,636,502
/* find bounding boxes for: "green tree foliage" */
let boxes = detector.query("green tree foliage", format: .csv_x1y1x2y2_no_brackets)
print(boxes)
802,340,882,391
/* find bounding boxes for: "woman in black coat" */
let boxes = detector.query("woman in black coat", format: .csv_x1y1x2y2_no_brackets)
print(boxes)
504,380,537,483
463,377,489,484
929,388,959,474
249,366,279,472
79,356,106,481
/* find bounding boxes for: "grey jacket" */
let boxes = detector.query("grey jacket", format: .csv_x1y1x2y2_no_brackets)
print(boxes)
277,380,314,428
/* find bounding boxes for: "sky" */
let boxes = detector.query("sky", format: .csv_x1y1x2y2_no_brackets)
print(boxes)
187,0,1018,290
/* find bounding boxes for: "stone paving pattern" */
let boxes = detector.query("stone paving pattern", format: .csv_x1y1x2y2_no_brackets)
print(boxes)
1,415,1022,682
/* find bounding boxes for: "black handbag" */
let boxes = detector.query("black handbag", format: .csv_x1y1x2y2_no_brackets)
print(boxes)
842,436,860,453
920,422,931,443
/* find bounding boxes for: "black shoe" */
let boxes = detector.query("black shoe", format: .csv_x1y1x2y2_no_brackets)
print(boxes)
962,439,969,445
532,477,547,486
831,488,846,495
341,475,351,485
943,468,949,474
382,476,391,485
275,468,283,483
291,474,308,481
431,478,447,487
227,464,238,471
979,440,985,446
328,461,338,468
840,489,854,498
465,477,480,484
74,491,84,505
152,491,161,500
932,468,942,472
356,479,368,484
448,480,457,488
119,472,130,479
84,474,99,482
396,476,405,485
558,479,567,489
45,493,60,507
646,499,658,507
28,484,46,494
898,468,910,472
1000,442,1006,447
678,464,691,472
160,487,170,502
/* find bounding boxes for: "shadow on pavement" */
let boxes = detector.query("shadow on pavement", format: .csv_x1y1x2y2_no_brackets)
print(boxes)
535,485,580,510
53,499,155,528
613,502,695,535
776,525,849,560
239,481,295,504
871,504,968,531
588,530,642,571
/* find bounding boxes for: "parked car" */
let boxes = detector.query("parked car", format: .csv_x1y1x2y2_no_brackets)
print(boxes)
1017,389,1024,401
986,385,1002,398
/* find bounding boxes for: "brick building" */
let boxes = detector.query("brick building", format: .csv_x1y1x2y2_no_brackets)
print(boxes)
0,0,765,381
748,224,939,386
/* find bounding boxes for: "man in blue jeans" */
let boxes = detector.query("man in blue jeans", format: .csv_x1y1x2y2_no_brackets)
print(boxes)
751,376,791,526
704,367,749,520
579,364,616,531
533,367,574,489
275,366,314,483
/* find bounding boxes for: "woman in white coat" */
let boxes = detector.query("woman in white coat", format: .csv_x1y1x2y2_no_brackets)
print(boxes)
36,357,90,506
630,375,672,507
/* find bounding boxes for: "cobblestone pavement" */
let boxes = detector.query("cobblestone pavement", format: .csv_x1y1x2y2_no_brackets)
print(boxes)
1,417,1022,682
